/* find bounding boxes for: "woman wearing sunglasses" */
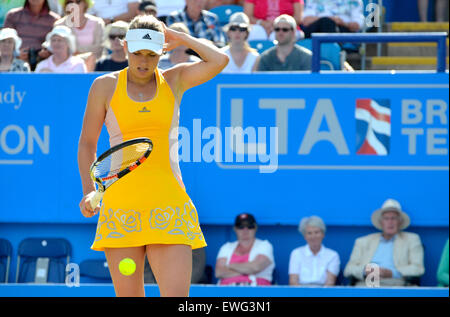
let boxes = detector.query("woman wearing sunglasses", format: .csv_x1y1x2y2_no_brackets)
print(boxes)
221,12,259,73
95,20,129,72
215,213,275,286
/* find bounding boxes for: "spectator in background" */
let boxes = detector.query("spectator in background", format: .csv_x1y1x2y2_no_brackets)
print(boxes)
221,12,259,73
35,25,87,72
158,23,201,70
437,239,449,287
88,0,139,25
244,0,304,39
418,0,449,22
215,213,275,286
137,0,158,16
301,0,364,38
55,0,105,71
206,0,245,10
3,0,60,70
254,14,311,71
95,21,128,72
288,216,340,286
344,199,425,287
167,0,226,47
0,28,30,72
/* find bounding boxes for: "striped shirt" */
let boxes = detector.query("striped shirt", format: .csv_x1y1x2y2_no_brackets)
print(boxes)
3,6,60,50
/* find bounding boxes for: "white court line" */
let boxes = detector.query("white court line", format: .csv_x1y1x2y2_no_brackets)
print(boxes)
0,160,34,165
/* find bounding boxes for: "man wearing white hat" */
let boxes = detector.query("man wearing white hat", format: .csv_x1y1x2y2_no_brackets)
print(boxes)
344,199,425,286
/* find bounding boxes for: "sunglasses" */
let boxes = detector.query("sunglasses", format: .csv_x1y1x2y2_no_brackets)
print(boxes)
109,34,125,40
66,0,82,4
236,224,256,229
274,27,293,32
229,25,248,32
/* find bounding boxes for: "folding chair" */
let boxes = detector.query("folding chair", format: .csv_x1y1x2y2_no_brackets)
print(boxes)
209,5,244,26
248,39,276,54
0,239,12,283
79,259,112,283
15,238,71,283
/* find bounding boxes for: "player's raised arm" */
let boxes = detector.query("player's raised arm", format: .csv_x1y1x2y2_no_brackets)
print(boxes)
162,23,229,97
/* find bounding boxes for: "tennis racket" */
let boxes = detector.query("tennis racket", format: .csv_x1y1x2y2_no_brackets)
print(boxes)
87,137,153,210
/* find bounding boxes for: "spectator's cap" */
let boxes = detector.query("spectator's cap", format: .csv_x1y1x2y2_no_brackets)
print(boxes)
273,14,297,30
125,28,164,55
108,20,129,35
59,0,94,9
371,199,411,230
0,28,22,55
139,0,157,14
45,25,77,54
234,213,257,227
223,12,251,32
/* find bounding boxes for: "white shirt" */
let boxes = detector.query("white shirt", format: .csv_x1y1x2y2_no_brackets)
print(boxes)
155,0,185,17
221,46,259,74
35,55,87,73
88,0,138,19
216,238,275,284
288,244,340,285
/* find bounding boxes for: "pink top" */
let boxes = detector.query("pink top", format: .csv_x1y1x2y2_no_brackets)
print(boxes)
73,18,96,47
220,253,271,286
245,0,303,21
35,55,87,73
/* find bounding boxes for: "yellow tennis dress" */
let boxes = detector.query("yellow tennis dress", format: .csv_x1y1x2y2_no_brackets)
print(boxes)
91,67,206,251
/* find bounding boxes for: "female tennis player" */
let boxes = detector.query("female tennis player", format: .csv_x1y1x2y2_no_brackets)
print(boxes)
77,14,229,297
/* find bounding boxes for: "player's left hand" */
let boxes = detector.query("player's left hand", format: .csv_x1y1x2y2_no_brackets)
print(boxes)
162,22,186,52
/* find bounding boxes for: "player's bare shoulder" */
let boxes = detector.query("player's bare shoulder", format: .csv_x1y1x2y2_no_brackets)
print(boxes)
92,71,120,94
89,71,121,111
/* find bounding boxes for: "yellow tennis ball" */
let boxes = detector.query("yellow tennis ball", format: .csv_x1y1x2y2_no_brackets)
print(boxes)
119,258,136,276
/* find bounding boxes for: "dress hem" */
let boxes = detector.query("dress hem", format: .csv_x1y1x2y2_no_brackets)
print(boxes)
91,241,207,252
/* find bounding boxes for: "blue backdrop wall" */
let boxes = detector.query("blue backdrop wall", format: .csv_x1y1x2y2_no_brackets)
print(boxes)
0,72,448,286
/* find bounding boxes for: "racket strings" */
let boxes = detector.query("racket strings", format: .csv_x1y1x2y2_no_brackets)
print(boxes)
93,143,150,180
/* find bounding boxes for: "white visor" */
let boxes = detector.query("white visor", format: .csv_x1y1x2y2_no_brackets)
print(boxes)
125,29,165,55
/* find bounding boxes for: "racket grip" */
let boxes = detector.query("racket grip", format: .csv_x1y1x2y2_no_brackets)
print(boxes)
87,191,104,210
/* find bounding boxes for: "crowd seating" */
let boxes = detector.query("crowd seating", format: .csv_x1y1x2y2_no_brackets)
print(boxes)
15,238,71,284
0,239,12,283
209,4,243,26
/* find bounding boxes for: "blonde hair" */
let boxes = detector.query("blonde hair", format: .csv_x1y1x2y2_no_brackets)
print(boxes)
169,22,190,35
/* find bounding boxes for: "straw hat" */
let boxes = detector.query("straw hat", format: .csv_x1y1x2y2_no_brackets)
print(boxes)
371,199,411,231
58,0,94,8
